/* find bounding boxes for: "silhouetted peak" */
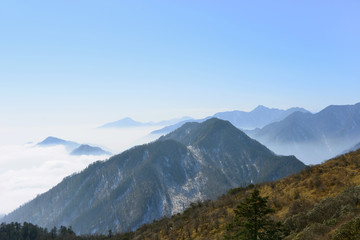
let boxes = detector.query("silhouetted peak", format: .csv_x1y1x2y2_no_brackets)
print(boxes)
253,105,269,112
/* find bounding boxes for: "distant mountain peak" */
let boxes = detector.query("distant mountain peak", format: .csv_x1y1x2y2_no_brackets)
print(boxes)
120,117,136,122
99,117,145,128
70,144,111,156
36,137,110,155
38,136,67,145
253,105,270,111
99,116,192,128
37,136,80,151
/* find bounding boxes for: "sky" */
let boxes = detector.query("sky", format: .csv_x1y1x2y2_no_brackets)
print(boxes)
0,1,360,214
1,0,359,127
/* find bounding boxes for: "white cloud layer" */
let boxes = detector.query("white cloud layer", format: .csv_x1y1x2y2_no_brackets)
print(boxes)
0,125,160,215
0,144,109,214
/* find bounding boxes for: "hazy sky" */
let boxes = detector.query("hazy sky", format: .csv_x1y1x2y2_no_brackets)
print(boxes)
1,0,359,126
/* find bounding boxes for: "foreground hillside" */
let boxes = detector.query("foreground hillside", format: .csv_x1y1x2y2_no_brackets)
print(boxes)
3,118,304,235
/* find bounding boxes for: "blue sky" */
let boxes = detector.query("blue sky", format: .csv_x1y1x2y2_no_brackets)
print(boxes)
1,0,359,126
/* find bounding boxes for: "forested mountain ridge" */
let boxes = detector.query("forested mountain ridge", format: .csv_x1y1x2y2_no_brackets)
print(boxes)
3,118,305,235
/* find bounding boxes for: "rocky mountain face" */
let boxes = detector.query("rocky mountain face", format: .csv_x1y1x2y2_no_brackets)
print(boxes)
246,103,360,164
3,119,305,235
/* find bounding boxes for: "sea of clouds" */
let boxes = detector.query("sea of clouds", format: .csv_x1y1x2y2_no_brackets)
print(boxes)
0,125,161,215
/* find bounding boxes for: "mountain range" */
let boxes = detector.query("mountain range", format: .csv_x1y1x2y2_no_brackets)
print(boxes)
246,103,360,164
213,105,309,129
151,105,309,135
99,116,192,128
3,118,305,234
89,103,360,164
37,137,111,156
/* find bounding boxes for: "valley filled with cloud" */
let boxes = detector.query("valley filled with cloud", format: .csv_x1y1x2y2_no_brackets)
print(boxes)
0,125,159,214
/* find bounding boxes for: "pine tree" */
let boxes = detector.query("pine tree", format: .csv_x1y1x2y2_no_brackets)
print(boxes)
225,189,286,240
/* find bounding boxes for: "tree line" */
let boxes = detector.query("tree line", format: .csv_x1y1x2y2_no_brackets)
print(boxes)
0,222,76,240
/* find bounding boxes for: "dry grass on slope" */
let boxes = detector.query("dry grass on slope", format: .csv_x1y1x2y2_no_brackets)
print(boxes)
261,149,360,219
